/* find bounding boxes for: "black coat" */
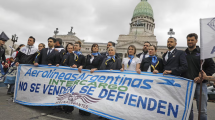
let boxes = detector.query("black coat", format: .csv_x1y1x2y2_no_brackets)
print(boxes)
0,46,6,62
141,57,163,73
59,49,66,62
99,56,121,70
162,48,188,76
60,53,73,66
35,48,60,65
67,54,85,68
182,46,215,82
85,55,105,70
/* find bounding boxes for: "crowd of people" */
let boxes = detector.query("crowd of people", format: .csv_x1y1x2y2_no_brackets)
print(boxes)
0,32,215,120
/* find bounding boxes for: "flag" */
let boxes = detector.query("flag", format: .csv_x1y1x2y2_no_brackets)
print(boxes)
200,17,215,59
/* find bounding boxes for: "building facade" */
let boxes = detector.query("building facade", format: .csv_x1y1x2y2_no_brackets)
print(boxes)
55,0,186,58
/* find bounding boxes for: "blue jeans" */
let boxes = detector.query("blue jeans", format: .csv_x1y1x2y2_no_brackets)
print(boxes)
189,83,208,120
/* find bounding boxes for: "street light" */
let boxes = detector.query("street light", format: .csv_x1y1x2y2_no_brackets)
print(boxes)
168,28,175,37
54,28,59,38
10,34,18,56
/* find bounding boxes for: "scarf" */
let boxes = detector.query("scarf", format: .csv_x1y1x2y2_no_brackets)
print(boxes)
105,55,115,65
74,51,82,61
149,55,159,70
92,52,101,56
127,55,134,67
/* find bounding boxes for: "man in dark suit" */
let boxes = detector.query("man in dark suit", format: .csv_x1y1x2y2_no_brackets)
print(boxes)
137,41,151,62
162,37,188,76
101,41,120,58
34,37,60,66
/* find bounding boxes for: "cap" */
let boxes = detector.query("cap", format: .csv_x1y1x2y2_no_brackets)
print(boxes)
0,32,9,41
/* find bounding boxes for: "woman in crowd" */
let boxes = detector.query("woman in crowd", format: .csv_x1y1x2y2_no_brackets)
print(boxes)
99,46,121,70
140,45,163,73
55,43,74,113
67,41,85,72
120,45,141,74
78,43,104,116
38,43,45,52
59,43,74,66
12,44,25,59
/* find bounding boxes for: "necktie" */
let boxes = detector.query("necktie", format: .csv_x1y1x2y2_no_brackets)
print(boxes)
168,52,171,59
48,49,51,55
143,53,146,59
128,55,134,67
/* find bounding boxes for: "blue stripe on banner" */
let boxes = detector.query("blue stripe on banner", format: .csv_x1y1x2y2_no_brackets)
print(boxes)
184,81,194,120
14,65,21,101
14,99,123,120
182,81,190,120
88,109,124,120
18,64,193,82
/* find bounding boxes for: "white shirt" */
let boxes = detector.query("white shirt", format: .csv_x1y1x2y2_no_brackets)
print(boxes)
12,52,17,59
47,48,54,55
140,52,149,62
90,56,94,64
165,48,175,61
147,66,151,72
122,57,141,71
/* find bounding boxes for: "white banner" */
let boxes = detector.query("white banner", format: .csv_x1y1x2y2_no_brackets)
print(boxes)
200,17,215,59
14,65,195,120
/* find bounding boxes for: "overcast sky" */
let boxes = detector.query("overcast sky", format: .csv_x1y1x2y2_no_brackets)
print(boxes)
0,0,215,48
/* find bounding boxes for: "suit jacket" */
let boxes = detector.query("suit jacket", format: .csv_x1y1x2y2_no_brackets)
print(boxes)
136,53,142,58
85,55,105,70
162,48,188,76
141,57,163,73
35,48,60,65
99,56,122,70
0,46,6,62
67,54,85,68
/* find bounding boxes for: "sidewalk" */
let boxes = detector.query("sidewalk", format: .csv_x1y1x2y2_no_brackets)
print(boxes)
1,87,215,120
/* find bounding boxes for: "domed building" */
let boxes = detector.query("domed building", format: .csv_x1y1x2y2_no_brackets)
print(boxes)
116,0,157,58
55,0,185,58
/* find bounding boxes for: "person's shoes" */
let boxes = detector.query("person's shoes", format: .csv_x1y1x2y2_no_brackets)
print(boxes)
7,92,12,95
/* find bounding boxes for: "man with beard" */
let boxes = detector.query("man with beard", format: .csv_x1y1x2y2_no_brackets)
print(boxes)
182,33,215,120
137,41,151,62
34,37,60,66
162,37,188,76
101,41,120,58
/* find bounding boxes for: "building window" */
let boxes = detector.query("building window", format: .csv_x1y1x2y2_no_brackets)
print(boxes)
85,48,89,51
103,49,106,51
161,52,164,54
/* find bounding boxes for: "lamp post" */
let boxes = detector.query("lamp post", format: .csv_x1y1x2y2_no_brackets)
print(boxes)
168,28,175,37
11,34,18,56
54,28,59,38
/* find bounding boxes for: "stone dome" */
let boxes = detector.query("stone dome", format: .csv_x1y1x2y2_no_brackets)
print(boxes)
132,0,153,19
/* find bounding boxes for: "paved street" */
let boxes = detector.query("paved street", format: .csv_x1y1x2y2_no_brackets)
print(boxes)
0,87,215,120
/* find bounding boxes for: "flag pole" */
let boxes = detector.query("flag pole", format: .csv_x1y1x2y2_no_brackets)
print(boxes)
198,18,203,120
198,60,204,120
